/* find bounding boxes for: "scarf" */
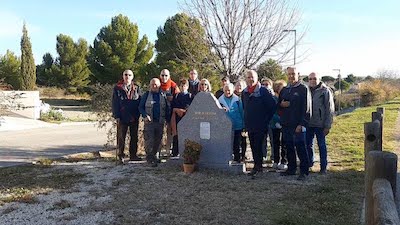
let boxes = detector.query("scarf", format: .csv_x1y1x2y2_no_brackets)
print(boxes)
248,83,257,94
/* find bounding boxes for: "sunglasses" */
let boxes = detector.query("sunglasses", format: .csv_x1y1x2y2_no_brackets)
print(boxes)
160,74,168,77
200,83,208,86
309,78,317,80
124,74,133,76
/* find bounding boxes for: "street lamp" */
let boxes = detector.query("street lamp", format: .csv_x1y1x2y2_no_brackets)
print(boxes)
283,29,297,65
333,69,341,111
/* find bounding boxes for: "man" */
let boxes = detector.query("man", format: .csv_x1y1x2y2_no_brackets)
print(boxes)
215,76,230,99
188,69,200,97
306,72,334,174
279,67,312,180
112,69,141,163
159,69,180,154
242,70,277,176
139,78,170,167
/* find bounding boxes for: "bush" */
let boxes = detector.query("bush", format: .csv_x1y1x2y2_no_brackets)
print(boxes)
335,93,360,110
40,109,65,122
359,80,400,106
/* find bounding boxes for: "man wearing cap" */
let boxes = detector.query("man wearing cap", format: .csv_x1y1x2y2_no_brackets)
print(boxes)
112,69,142,163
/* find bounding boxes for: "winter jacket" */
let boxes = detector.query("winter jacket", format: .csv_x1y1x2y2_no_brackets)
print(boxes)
278,82,312,128
308,82,334,129
269,96,281,129
112,81,141,124
188,79,199,97
218,94,244,131
139,91,171,124
242,83,277,132
172,92,193,110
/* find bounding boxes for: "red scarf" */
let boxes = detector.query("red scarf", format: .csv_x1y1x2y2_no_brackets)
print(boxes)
248,83,257,94
161,79,178,94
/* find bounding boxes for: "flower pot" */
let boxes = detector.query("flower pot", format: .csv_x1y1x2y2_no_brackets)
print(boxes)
183,163,195,174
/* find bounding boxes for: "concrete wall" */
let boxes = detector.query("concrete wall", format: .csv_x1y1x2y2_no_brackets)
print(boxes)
1,91,41,119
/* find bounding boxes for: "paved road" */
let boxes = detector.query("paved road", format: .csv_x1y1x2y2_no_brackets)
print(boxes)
0,123,109,167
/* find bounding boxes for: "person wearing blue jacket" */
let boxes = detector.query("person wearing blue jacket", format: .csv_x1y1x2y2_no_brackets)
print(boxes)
112,69,142,163
242,70,277,176
219,83,244,163
139,78,171,167
279,67,312,181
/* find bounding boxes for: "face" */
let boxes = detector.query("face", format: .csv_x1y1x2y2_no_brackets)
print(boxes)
221,79,229,87
287,68,298,85
262,81,271,88
235,82,243,92
181,84,189,92
199,81,209,92
122,70,133,83
308,73,319,87
160,70,170,83
150,79,161,92
223,86,233,98
189,70,198,81
246,71,258,87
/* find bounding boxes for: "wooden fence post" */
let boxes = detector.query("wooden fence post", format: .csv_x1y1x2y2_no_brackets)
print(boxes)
365,151,398,225
372,112,383,151
372,179,400,225
377,107,385,146
364,120,381,162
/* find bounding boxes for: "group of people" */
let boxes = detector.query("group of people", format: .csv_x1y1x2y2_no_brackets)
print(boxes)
112,66,334,180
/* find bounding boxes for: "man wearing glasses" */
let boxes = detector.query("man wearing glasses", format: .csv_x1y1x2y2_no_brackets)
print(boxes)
279,67,312,180
188,69,200,97
306,72,334,175
112,69,142,163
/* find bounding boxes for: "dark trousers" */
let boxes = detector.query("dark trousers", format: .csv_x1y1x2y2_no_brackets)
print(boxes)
144,122,164,163
272,128,287,164
172,135,179,156
118,121,139,158
249,131,265,170
282,127,309,175
241,130,247,159
233,130,242,161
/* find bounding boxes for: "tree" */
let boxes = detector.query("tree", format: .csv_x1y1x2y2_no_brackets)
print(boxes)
20,23,36,90
0,50,22,89
334,79,350,92
182,0,303,80
364,75,374,81
89,14,154,84
55,34,91,91
36,53,56,86
256,59,286,81
155,13,217,81
344,74,357,84
321,76,335,83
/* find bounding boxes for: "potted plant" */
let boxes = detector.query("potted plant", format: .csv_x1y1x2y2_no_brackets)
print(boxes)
182,139,202,174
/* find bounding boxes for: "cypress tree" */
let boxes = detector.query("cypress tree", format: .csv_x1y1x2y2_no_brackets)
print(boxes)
20,23,36,90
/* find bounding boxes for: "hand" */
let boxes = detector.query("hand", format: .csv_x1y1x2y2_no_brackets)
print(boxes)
222,107,228,112
280,100,290,108
167,96,173,102
145,115,152,122
176,109,186,117
323,128,330,136
295,125,302,133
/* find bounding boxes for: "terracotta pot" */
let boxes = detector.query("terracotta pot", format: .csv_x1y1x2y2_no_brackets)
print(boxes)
183,163,195,174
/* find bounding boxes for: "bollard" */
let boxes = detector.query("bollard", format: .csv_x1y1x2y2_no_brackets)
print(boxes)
365,151,398,225
364,120,381,162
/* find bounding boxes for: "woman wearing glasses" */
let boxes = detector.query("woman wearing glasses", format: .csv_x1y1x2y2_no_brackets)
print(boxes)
198,78,212,92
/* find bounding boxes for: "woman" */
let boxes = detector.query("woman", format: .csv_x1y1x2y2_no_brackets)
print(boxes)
234,80,247,161
218,83,244,163
198,78,212,92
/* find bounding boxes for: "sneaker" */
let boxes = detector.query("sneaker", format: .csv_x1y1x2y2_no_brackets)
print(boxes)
277,164,288,170
280,171,296,176
297,174,307,181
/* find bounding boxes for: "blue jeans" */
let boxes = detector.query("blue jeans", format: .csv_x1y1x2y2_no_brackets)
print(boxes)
306,127,328,171
282,127,309,175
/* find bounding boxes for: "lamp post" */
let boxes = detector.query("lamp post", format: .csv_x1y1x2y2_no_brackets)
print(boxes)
333,69,341,111
283,29,296,66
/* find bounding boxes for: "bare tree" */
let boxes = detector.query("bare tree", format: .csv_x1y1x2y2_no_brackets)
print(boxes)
181,0,304,80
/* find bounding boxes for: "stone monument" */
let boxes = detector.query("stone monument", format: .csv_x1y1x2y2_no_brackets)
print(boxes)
178,92,236,170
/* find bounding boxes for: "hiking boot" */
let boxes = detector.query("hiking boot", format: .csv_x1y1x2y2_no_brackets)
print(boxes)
319,169,327,175
277,164,288,170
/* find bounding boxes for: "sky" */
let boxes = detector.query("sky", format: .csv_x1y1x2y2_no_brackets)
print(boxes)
0,0,399,78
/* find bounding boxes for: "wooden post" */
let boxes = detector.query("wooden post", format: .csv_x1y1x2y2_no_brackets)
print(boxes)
364,120,381,162
372,112,383,151
365,151,398,225
372,179,400,225
377,107,385,147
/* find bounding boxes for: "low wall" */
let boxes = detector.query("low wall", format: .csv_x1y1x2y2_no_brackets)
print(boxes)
0,91,41,119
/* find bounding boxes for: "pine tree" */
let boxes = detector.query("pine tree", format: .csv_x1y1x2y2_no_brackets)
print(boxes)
20,23,36,90
0,50,22,89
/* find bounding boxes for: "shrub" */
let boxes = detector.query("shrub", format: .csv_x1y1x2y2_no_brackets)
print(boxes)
40,109,65,122
359,80,400,106
183,139,202,164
